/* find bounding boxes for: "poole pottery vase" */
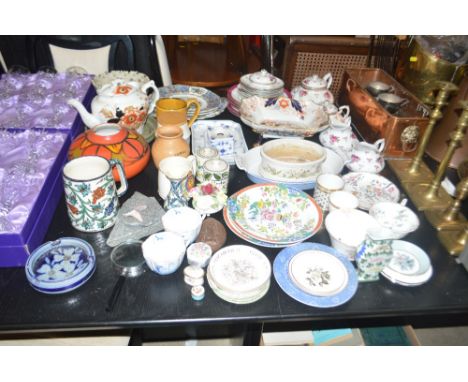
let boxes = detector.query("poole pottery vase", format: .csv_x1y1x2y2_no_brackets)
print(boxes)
151,125,190,169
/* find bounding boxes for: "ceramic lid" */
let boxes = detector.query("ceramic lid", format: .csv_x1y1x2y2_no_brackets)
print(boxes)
184,265,205,279
301,73,332,90
240,69,284,91
25,237,96,294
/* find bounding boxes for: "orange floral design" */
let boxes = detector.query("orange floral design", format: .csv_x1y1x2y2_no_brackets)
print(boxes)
121,111,139,128
67,203,79,215
92,187,106,204
137,110,147,122
115,85,132,95
279,98,289,108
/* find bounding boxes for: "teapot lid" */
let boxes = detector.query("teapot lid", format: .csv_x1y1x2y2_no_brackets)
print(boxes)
240,69,284,90
302,73,332,90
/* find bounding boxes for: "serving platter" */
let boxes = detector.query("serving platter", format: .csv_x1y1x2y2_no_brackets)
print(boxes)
225,184,323,245
342,172,400,210
273,242,358,308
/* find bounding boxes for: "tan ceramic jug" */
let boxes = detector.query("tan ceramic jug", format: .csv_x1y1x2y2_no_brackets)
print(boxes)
151,125,190,169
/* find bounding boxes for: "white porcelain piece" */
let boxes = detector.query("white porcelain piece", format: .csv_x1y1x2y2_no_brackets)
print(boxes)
288,249,349,297
162,207,205,247
346,139,386,173
313,173,344,212
291,73,334,106
329,190,359,212
319,123,358,160
184,275,204,287
342,172,400,211
325,209,380,260
187,242,212,268
206,125,235,156
191,285,205,301
370,200,420,239
142,232,186,275
240,69,284,91
158,155,196,200
259,138,326,181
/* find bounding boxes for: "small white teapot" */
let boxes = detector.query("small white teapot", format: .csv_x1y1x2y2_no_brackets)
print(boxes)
291,73,334,107
346,139,386,173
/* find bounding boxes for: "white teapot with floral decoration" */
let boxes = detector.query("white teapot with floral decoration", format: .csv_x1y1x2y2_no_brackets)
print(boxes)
68,79,159,134
291,73,334,107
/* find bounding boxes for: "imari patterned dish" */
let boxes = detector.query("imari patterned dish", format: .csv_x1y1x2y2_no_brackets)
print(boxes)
25,237,96,294
381,240,432,286
273,242,358,308
225,184,323,245
342,172,400,211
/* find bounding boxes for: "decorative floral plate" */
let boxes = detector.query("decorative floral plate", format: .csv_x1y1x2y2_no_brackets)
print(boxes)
288,250,349,297
25,237,96,294
226,184,323,245
192,120,248,165
273,242,358,308
342,172,400,210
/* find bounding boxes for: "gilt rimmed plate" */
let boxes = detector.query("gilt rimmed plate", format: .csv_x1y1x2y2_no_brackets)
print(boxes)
226,184,323,244
288,250,349,297
274,242,358,308
342,172,400,210
25,237,96,294
158,84,220,112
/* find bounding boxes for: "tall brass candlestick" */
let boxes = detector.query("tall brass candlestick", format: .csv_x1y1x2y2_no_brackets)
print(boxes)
438,223,468,256
405,100,468,210
389,81,458,183
425,177,468,230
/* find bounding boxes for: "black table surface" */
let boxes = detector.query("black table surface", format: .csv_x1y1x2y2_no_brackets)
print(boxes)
1,110,468,333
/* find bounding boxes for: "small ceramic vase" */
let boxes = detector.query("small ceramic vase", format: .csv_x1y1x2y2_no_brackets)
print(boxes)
151,125,190,169
355,236,394,282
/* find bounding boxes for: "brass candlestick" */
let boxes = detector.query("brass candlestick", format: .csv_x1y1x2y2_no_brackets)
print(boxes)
389,81,458,183
425,177,468,230
404,100,468,211
438,223,468,256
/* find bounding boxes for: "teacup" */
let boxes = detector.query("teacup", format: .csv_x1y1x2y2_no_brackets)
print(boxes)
162,206,205,247
329,190,359,212
377,93,409,114
142,231,186,275
366,81,394,97
158,155,196,200
313,173,345,212
194,147,219,182
156,98,201,142
63,156,128,232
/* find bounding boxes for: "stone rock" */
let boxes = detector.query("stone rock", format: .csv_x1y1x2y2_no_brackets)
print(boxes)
196,217,227,253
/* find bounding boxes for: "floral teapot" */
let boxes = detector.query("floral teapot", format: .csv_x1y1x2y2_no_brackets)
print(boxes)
346,139,386,173
291,73,334,107
68,79,159,134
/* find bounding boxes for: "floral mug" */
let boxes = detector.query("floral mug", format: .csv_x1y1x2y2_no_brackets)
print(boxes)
63,156,128,232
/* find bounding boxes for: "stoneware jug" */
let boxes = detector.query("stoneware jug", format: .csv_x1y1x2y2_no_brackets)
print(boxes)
68,79,159,134
151,125,190,169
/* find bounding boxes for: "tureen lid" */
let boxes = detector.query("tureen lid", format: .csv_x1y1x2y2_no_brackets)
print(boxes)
240,69,284,91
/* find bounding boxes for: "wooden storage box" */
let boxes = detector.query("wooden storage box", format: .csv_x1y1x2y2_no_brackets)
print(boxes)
338,68,430,159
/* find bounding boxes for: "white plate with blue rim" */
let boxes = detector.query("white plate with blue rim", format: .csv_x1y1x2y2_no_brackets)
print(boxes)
273,242,358,308
25,237,96,294
235,146,344,190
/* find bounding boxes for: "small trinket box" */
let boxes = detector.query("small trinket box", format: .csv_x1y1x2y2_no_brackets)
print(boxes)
191,285,205,301
187,242,213,268
183,265,205,286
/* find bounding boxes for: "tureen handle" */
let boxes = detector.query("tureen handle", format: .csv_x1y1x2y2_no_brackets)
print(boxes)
141,80,159,115
324,73,333,89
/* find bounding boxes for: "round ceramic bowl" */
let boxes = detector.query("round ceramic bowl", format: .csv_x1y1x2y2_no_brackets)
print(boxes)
325,209,379,260
162,207,205,247
369,201,420,239
259,139,326,181
141,232,186,275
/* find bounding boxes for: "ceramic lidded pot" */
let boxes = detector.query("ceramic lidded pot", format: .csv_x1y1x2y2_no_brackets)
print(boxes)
239,69,284,92
291,73,334,106
346,139,386,173
151,125,190,169
319,120,358,160
69,123,150,181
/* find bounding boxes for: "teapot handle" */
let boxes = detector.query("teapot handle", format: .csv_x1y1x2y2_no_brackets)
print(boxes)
338,105,350,118
374,138,386,153
324,73,333,89
141,80,159,115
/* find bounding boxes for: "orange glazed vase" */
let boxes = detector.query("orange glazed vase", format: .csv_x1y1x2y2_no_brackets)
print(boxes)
69,123,150,181
152,125,190,169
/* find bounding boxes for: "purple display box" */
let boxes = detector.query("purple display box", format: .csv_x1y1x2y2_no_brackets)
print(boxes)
0,132,71,267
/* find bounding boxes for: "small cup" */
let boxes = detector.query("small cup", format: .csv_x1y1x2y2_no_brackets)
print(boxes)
142,232,186,275
194,147,219,182
329,190,359,212
162,207,205,247
313,173,345,212
187,242,213,268
202,158,230,194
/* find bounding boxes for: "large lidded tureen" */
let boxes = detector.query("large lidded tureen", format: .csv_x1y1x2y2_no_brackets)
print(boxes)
291,73,334,107
68,72,159,134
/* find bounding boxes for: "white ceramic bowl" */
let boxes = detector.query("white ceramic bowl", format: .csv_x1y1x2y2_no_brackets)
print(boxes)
325,209,379,260
142,232,186,275
369,201,420,239
162,207,204,247
259,138,326,181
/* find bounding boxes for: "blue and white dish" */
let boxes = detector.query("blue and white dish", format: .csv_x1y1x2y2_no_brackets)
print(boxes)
25,237,96,294
192,120,248,165
273,242,358,308
235,146,344,191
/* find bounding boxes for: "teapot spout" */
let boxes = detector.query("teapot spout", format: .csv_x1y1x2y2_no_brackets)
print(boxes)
68,99,105,129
